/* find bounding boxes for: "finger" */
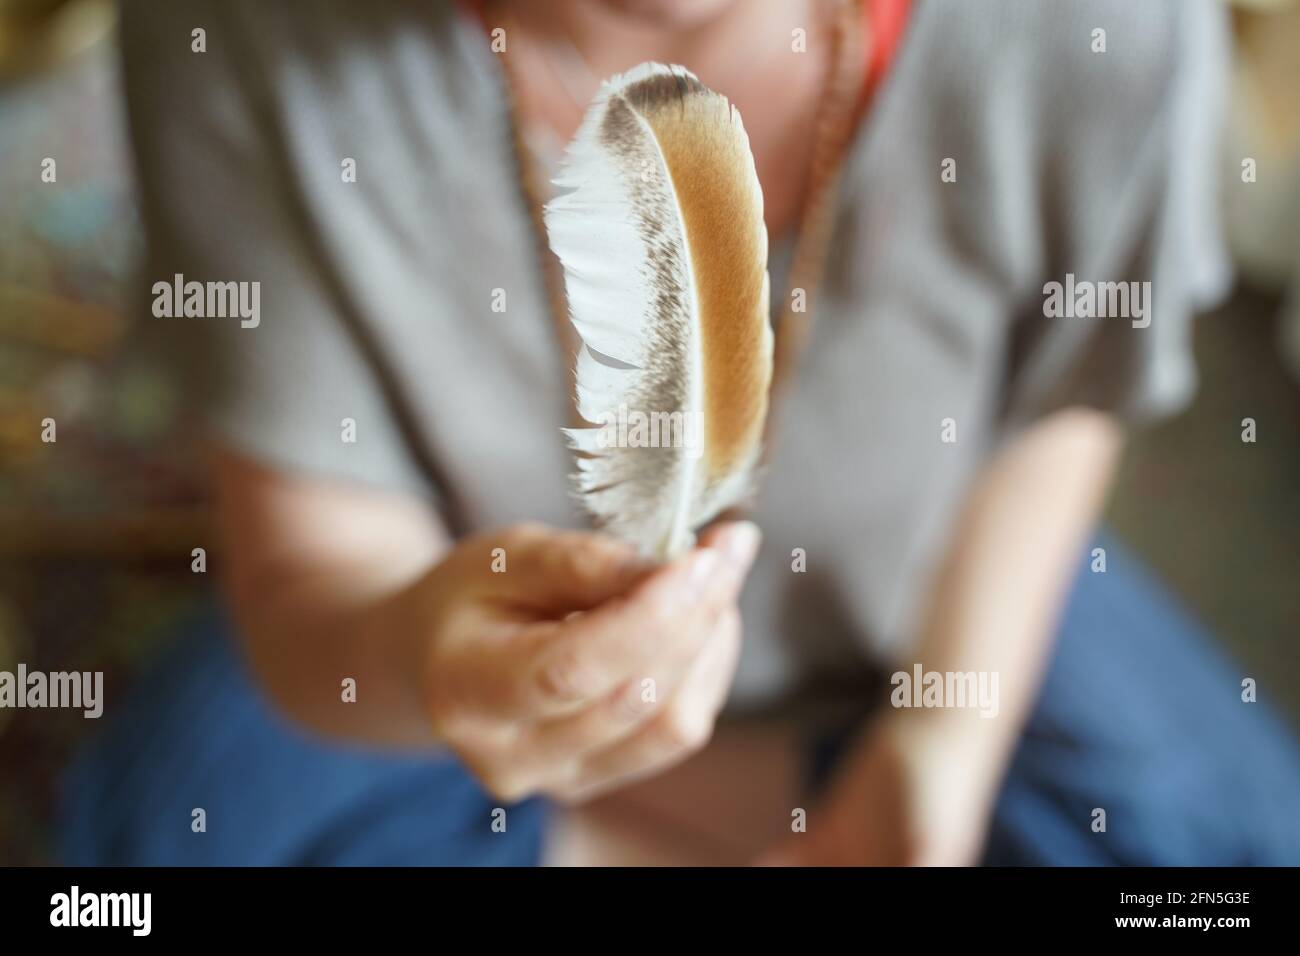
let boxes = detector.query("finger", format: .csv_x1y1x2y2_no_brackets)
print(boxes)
522,676,654,771
489,553,723,720
697,520,764,568
474,525,653,615
514,546,734,718
549,607,742,802
672,606,742,733
519,523,759,712
521,601,735,765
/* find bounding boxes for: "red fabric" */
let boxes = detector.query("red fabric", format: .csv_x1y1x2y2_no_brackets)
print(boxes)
460,0,914,140
461,1,913,103
461,0,488,30
861,0,912,113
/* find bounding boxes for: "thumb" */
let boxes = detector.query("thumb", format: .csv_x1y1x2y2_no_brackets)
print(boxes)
478,525,656,616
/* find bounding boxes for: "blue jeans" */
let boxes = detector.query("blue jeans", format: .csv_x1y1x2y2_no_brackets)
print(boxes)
58,535,1300,865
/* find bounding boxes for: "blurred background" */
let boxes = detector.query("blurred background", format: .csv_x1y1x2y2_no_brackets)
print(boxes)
1,0,1297,864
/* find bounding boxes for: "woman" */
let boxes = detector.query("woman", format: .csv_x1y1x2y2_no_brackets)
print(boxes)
61,0,1300,865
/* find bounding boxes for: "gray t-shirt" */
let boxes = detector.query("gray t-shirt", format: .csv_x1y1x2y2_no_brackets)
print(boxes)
121,0,1232,709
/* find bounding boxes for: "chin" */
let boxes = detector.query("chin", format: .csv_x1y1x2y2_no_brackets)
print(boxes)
597,0,738,28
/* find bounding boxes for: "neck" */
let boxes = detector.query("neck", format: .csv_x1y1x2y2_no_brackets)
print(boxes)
505,0,818,84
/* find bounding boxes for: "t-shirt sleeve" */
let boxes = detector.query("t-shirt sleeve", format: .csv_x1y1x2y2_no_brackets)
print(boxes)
999,0,1234,431
120,0,434,495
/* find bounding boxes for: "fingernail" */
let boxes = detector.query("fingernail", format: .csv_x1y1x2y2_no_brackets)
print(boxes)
721,521,761,569
686,548,721,592
613,550,656,582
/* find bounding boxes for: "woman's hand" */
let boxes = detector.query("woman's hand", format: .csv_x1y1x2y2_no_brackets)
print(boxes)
755,409,1121,865
755,711,1002,866
409,520,761,803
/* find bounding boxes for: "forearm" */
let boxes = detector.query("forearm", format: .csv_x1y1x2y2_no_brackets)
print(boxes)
897,407,1124,779
213,446,452,750
224,564,442,749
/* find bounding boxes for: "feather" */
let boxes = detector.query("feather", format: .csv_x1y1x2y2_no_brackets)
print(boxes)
543,62,773,561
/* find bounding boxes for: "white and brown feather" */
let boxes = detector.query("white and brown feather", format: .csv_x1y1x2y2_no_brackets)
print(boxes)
545,63,772,559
